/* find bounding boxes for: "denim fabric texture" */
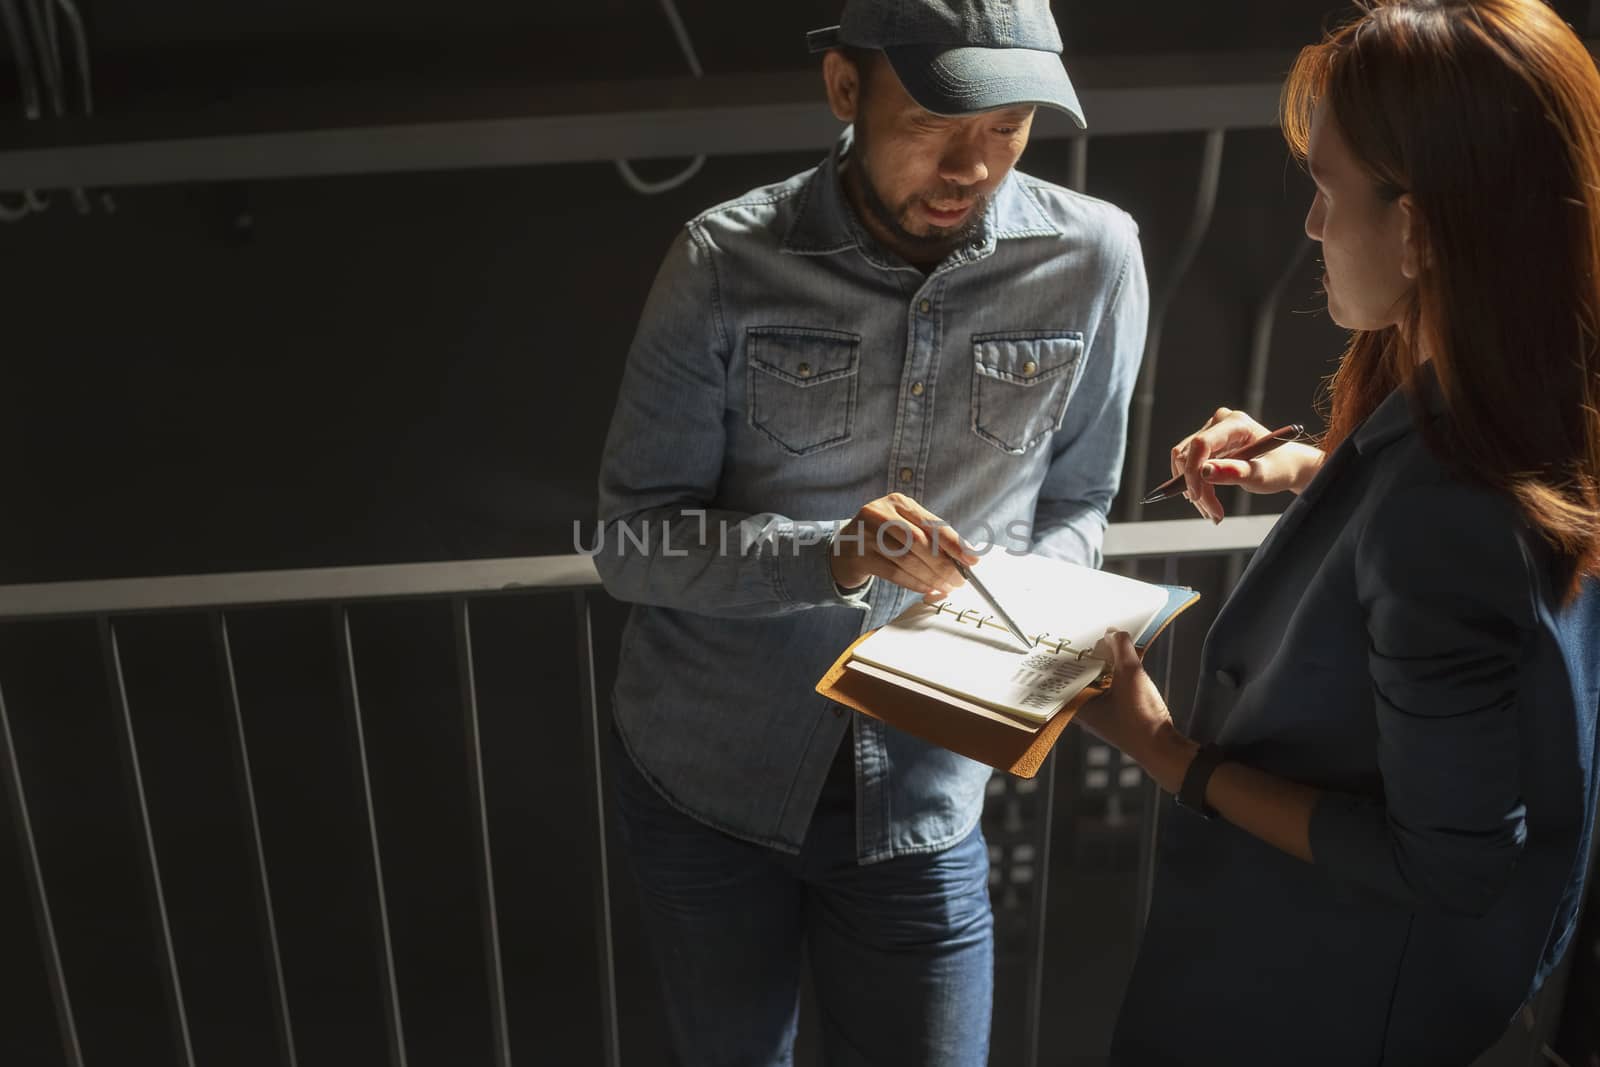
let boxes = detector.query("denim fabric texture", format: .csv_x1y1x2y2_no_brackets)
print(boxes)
611,728,994,1067
596,128,1148,863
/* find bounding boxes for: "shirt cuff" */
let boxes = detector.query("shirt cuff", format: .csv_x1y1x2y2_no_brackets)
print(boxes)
775,522,874,611
835,575,875,602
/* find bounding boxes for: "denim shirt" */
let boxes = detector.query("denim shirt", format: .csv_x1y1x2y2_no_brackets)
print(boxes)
595,129,1147,863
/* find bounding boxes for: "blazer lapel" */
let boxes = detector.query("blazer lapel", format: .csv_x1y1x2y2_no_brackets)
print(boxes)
1227,377,1426,603
1226,436,1360,599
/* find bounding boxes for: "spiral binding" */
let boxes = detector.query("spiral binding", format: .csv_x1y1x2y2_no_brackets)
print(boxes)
929,600,1099,661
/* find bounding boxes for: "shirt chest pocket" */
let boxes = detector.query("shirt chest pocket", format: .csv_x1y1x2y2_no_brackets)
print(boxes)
970,331,1085,455
745,326,861,456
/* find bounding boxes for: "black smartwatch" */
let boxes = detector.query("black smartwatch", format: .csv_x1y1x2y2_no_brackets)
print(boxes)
1177,743,1226,819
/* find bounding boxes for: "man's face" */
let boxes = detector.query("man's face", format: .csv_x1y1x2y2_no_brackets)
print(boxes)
826,52,1036,264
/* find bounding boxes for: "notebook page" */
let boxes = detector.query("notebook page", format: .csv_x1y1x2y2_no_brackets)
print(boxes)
852,606,1103,721
848,553,1170,722
941,550,1171,653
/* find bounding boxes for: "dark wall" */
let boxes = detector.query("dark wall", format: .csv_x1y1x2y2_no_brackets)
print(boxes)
2,0,1592,580
0,130,1339,583
16,0,1493,105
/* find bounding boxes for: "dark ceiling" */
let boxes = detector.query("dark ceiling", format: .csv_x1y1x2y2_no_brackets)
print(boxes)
0,0,1585,121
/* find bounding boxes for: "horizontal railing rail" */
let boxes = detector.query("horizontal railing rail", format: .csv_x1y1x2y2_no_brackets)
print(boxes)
0,515,1279,621
0,516,1273,1067
0,554,605,621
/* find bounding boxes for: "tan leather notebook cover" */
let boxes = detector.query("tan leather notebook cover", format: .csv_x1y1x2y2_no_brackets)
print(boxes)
815,589,1199,778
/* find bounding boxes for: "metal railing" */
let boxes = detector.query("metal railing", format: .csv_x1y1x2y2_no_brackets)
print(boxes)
0,515,1276,1067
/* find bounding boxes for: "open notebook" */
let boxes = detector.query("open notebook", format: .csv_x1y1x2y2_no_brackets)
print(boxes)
817,552,1199,777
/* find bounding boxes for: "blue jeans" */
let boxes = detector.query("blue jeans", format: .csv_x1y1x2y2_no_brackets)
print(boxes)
611,727,994,1067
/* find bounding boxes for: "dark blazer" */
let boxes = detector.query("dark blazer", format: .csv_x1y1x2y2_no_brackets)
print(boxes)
1112,374,1600,1066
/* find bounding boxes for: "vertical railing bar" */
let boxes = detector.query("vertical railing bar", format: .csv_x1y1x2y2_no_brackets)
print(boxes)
0,675,85,1067
1067,135,1088,194
212,611,299,1067
99,616,197,1067
1122,128,1228,519
1133,766,1160,939
452,599,513,1067
574,590,620,1067
1023,750,1058,1067
1135,556,1184,938
333,606,409,1067
1159,553,1181,694
1222,236,1316,593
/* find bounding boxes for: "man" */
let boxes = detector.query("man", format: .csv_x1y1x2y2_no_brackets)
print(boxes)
595,1,1148,1062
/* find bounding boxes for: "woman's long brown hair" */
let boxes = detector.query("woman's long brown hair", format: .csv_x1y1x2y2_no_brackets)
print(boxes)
1282,0,1600,598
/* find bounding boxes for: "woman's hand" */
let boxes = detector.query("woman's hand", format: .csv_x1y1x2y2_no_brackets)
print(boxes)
1078,631,1321,863
1072,630,1199,795
1171,408,1326,522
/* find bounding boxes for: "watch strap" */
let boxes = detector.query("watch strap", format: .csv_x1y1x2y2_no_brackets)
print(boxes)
1177,742,1226,818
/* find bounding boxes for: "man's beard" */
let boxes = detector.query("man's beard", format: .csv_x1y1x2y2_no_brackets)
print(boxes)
849,128,988,259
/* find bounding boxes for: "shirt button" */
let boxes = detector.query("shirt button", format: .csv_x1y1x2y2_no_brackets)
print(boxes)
918,299,932,314
797,362,812,378
1022,360,1038,377
899,467,914,484
911,381,925,397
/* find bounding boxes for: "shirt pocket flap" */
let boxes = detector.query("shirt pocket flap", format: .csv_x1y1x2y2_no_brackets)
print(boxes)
748,326,861,387
972,332,1084,386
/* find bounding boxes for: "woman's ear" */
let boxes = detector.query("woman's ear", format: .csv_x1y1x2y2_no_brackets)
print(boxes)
1398,194,1428,280
822,50,862,124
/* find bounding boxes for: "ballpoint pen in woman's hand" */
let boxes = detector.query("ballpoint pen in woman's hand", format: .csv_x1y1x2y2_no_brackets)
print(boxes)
1141,424,1306,505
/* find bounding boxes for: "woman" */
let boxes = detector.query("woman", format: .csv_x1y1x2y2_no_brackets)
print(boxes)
1076,2,1600,1063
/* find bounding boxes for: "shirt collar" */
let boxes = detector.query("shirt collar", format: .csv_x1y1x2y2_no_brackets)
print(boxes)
1353,358,1447,455
780,127,1063,267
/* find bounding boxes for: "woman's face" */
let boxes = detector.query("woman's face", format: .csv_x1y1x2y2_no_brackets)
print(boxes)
1303,102,1420,331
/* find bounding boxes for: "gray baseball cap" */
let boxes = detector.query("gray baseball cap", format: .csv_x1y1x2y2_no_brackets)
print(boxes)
807,0,1085,128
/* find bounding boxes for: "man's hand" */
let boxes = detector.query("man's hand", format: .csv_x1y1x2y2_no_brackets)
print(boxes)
1171,407,1326,522
830,493,977,598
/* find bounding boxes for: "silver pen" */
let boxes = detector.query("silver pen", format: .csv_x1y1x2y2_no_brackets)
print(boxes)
952,560,1035,653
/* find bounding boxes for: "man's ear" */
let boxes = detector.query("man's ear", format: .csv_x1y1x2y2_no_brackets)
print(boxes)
1398,194,1428,279
822,50,862,123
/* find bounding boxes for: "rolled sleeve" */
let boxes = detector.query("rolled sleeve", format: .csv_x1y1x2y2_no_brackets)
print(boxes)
1311,482,1535,916
772,521,873,612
